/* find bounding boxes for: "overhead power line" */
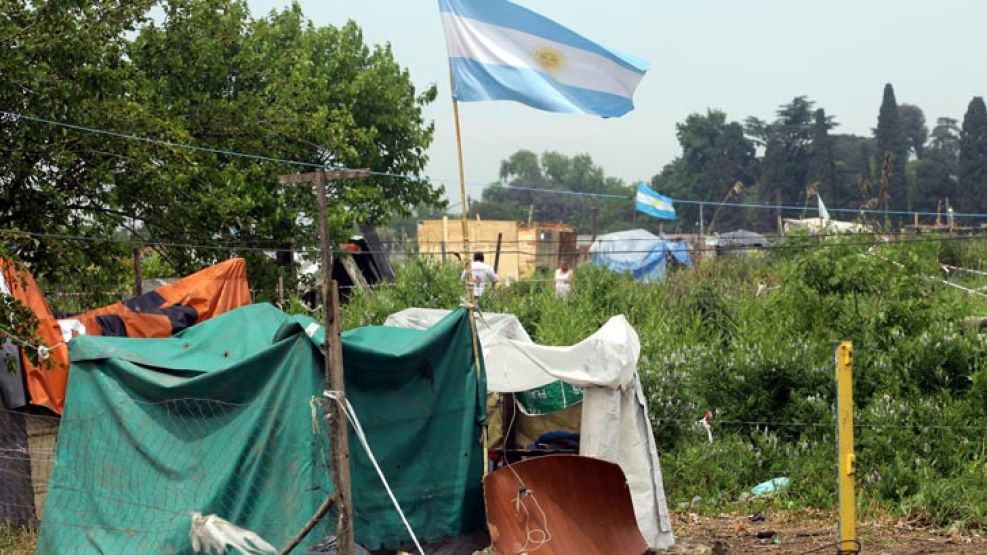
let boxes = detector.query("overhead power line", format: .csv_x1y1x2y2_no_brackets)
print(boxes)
6,108,987,219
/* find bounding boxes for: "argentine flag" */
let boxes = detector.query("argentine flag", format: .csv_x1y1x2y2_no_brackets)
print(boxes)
635,183,676,220
438,0,650,118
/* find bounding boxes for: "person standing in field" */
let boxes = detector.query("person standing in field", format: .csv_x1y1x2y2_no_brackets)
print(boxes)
462,251,499,297
554,259,574,298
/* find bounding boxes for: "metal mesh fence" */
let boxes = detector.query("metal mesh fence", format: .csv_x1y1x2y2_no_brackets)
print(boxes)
1,397,333,554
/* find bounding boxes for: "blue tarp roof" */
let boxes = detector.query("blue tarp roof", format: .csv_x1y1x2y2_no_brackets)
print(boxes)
588,229,692,282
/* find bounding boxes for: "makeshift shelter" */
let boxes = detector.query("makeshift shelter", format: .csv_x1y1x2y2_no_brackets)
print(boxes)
705,230,771,255
37,303,485,553
0,257,250,414
385,307,675,550
58,257,250,341
783,217,870,234
589,229,691,282
783,195,871,234
0,258,70,413
417,219,577,282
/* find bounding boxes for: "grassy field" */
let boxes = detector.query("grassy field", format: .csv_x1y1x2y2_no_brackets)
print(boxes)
0,525,37,555
343,234,987,531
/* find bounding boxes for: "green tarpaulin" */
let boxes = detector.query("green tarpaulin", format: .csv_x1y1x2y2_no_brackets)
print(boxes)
38,303,485,553
515,381,583,415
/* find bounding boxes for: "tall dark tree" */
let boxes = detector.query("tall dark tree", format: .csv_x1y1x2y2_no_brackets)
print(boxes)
753,96,817,225
806,109,837,198
472,150,633,234
898,104,928,159
959,97,987,214
651,110,756,231
874,84,909,210
916,117,961,212
930,117,961,161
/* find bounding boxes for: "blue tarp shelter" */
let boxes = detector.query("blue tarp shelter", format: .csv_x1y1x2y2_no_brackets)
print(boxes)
589,229,692,282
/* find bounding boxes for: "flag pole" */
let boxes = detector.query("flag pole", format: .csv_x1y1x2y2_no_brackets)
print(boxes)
451,86,490,476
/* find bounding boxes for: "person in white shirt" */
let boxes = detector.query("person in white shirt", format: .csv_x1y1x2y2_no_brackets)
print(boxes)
461,252,500,297
554,259,574,298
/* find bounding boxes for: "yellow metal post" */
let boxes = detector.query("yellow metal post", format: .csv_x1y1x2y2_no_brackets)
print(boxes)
835,341,858,554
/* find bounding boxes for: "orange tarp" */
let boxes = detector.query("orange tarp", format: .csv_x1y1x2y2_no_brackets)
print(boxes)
69,258,251,339
1,258,251,414
0,258,70,414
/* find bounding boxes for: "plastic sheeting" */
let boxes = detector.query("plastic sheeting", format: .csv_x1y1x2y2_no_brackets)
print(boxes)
38,304,485,553
589,229,692,283
384,308,674,549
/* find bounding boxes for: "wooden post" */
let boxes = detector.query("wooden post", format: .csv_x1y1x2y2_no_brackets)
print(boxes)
277,167,370,555
451,95,489,475
835,341,858,554
493,232,503,274
527,204,534,225
132,247,143,297
440,241,447,263
775,190,784,236
590,198,598,243
316,168,351,555
698,203,704,239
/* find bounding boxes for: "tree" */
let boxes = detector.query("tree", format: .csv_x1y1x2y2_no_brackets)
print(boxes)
1,0,441,295
752,96,817,226
126,1,439,275
915,117,961,213
807,109,837,197
959,97,987,214
651,110,756,231
930,117,961,161
874,84,909,210
471,151,633,234
0,0,156,288
898,104,928,159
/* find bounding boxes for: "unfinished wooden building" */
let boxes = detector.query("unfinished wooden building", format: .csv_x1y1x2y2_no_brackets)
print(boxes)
417,219,577,282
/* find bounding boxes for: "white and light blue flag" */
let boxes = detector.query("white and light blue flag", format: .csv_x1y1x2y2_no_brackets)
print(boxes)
635,183,676,220
438,0,650,117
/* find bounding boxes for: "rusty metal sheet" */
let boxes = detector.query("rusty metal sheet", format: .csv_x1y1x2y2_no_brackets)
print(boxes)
483,455,647,555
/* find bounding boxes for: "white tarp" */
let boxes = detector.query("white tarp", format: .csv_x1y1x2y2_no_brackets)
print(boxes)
384,308,675,549
783,217,870,234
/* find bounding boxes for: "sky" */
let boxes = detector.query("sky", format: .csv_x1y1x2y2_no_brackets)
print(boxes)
247,0,987,204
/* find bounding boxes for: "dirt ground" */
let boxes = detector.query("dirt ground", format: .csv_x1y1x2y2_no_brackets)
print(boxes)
663,511,985,554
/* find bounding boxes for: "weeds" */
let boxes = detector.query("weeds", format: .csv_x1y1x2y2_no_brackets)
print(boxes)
339,235,987,529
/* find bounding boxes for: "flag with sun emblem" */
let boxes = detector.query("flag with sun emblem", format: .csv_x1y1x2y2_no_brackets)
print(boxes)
438,0,650,117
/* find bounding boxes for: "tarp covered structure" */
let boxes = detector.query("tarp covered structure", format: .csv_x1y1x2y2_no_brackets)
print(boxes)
0,258,70,412
385,307,675,549
0,257,250,414
589,229,691,282
58,257,250,340
38,304,485,553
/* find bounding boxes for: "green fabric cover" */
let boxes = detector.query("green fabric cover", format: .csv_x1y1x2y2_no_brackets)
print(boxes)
515,381,583,415
37,303,485,554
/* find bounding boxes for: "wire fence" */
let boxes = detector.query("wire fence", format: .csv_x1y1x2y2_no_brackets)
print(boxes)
0,398,333,553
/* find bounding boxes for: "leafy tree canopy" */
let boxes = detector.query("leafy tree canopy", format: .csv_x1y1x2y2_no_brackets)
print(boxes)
1,0,440,293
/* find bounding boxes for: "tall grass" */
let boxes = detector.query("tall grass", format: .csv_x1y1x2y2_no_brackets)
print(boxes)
340,236,987,528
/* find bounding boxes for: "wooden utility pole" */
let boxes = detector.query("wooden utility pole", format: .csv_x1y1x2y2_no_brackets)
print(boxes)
277,167,370,555
590,198,598,243
132,247,143,297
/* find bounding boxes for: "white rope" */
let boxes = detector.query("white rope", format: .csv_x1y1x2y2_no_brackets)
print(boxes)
943,264,987,277
323,390,425,555
870,252,987,300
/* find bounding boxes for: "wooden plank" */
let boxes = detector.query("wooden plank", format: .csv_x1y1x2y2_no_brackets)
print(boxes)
278,172,319,185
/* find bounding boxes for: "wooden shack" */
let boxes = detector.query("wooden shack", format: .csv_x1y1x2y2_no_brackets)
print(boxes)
417,219,577,282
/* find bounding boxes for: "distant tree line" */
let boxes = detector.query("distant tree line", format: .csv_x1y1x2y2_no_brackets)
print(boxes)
473,84,987,234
